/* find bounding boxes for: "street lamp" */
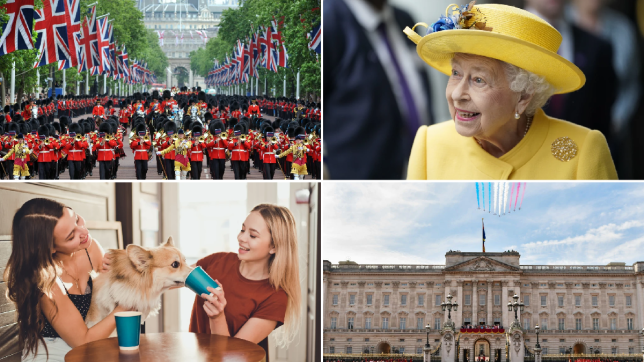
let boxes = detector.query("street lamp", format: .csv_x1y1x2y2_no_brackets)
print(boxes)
441,294,459,320
535,325,540,349
507,294,524,322
425,324,431,348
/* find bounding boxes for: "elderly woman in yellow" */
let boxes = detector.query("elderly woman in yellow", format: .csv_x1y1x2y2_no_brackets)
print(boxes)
404,2,617,180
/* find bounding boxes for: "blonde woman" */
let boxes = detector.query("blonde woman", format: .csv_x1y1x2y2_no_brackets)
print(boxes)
189,204,301,361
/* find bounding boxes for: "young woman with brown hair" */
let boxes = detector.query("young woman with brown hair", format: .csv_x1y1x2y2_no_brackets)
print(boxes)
4,198,128,362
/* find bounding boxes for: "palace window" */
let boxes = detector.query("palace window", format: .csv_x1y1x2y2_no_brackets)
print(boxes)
401,283,407,287
464,318,471,325
575,318,582,330
626,295,632,306
494,295,500,305
348,317,354,330
558,296,564,307
365,338,370,342
347,347,353,354
399,347,405,353
465,294,471,305
558,318,565,330
434,318,441,330
592,296,598,307
400,317,406,329
610,318,616,330
524,295,530,306
401,295,407,306
333,295,338,305
365,317,371,329
436,295,442,306
541,318,548,330
575,295,581,306
593,318,599,330
330,347,335,353
418,295,424,306
559,347,567,354
349,294,355,305
368,283,374,286
417,347,423,354
384,295,390,306
523,318,530,330
627,318,633,330
331,317,337,329
350,283,356,286
479,294,486,306
417,318,424,329
541,295,547,306
419,283,425,286
612,347,617,355
367,294,373,305
609,295,615,306
383,317,389,329
629,347,635,354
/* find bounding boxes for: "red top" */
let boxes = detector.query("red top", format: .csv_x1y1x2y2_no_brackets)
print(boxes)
92,105,105,117
189,252,287,361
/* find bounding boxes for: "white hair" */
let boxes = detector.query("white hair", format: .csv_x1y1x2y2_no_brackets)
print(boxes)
502,61,556,117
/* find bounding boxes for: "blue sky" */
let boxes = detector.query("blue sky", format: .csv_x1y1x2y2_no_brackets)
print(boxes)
323,182,644,266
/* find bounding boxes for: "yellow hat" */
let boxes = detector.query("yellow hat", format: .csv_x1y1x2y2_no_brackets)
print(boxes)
403,2,585,94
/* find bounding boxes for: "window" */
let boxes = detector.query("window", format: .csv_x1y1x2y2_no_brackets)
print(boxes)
436,295,442,306
367,294,373,305
349,294,355,305
560,347,567,354
365,317,371,329
465,294,471,305
609,295,615,306
435,317,441,330
368,283,374,286
401,283,407,286
495,295,500,305
400,347,405,353
330,347,335,353
543,348,548,354
331,317,337,329
576,318,582,330
575,295,581,306
417,317,424,329
401,295,407,306
541,296,547,306
524,295,530,306
610,318,616,330
365,338,370,342
558,318,565,330
418,295,424,306
592,295,598,307
627,318,633,330
480,294,486,305
417,347,423,354
348,317,354,329
523,318,530,330
629,347,634,354
400,317,406,329
464,317,472,325
558,296,564,307
479,317,486,325
383,317,389,329
593,318,599,330
611,347,617,355
626,296,632,306
347,346,353,354
384,295,390,306
333,295,338,305
541,318,548,330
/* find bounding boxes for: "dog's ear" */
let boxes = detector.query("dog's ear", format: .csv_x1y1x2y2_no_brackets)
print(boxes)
162,236,175,248
126,245,152,272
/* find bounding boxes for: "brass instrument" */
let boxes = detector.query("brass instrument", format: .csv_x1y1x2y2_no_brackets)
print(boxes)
271,136,278,144
198,135,205,142
75,134,83,142
303,139,310,146
220,131,228,140
129,131,135,139
172,134,178,141
44,139,50,146
240,134,246,142
144,135,150,142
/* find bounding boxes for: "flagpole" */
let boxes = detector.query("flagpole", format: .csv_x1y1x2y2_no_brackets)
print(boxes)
10,62,15,104
482,218,485,253
296,70,300,100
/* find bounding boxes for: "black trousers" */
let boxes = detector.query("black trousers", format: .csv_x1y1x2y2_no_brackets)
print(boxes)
263,163,276,179
135,160,148,179
307,157,315,179
285,160,293,179
156,154,163,174
38,162,51,179
315,161,321,180
232,160,246,180
49,160,58,179
210,159,225,179
190,160,202,180
99,161,111,180
164,158,174,179
68,160,82,179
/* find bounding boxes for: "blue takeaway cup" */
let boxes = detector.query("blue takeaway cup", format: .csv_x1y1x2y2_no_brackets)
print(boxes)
114,311,142,351
184,266,221,297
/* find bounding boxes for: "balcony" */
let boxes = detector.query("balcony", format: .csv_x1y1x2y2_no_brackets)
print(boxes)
328,264,445,273
519,265,634,273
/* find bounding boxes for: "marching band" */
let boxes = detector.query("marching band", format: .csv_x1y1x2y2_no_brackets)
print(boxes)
0,86,322,180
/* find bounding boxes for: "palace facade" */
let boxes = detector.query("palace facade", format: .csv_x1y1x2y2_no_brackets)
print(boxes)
323,251,644,361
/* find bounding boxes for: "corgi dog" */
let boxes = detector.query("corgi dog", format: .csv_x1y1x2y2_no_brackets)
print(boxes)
86,236,193,328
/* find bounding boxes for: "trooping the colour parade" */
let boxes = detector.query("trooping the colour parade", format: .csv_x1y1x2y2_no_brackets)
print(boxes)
0,88,321,180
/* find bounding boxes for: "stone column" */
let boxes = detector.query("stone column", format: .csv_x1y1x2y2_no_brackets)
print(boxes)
582,282,591,328
502,281,509,327
508,330,525,362
375,281,383,325
358,281,366,327
424,346,432,362
534,347,542,362
487,280,493,325
637,279,644,329
340,281,349,327
457,281,464,328
548,282,556,329
473,280,478,326
440,330,457,362
323,275,328,327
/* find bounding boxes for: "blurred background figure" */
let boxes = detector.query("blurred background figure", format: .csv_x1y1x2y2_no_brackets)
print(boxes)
324,0,434,179
567,0,641,178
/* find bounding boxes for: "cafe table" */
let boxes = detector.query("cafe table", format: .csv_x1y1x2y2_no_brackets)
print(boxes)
65,332,266,362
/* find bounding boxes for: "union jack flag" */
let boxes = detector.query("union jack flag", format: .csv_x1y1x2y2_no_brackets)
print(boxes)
0,0,35,56
120,44,129,78
33,0,73,68
274,42,288,68
96,16,110,74
77,5,97,73
308,23,321,54
57,0,81,70
156,30,164,46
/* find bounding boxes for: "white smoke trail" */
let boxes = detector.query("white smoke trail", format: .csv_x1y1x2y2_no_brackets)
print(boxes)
494,182,499,215
502,182,508,215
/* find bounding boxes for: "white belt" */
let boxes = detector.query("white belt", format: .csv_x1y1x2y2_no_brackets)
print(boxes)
264,152,274,155
39,150,51,153
135,150,148,152
211,147,225,150
68,150,83,152
99,149,114,152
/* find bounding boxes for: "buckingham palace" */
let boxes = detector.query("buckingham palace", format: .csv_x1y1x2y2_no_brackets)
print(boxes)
323,251,644,360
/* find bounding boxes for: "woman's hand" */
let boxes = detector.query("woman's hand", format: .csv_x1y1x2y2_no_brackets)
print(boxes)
102,252,112,273
202,281,226,320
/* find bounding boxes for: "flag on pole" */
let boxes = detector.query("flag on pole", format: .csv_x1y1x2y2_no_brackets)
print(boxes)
33,0,73,68
0,0,35,56
482,219,486,253
156,30,164,46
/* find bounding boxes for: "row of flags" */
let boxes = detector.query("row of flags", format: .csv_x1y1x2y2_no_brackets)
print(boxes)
0,0,155,85
156,30,208,46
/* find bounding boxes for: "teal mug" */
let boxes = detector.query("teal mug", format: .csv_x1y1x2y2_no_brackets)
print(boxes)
114,311,142,351
185,266,221,297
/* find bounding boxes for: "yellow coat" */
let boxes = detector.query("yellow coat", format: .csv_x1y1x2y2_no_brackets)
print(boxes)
407,109,617,180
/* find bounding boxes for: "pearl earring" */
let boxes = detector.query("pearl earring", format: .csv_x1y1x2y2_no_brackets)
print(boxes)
515,112,520,120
